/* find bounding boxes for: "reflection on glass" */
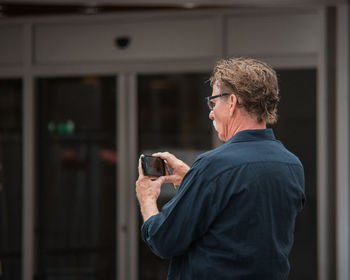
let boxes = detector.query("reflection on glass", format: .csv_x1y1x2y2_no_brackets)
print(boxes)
139,74,211,151
36,77,117,280
273,69,317,280
138,73,212,280
0,79,22,280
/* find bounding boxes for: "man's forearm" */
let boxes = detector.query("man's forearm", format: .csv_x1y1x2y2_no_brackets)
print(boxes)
140,199,159,222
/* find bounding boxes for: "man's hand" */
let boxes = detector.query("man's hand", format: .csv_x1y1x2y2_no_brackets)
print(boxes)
136,156,165,222
152,152,190,188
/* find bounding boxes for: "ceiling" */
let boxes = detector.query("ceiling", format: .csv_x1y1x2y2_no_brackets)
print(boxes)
0,0,344,18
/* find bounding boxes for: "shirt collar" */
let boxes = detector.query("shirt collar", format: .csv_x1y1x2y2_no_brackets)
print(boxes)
227,128,276,143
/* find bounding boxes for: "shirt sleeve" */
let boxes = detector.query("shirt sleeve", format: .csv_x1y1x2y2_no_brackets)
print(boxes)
140,158,219,259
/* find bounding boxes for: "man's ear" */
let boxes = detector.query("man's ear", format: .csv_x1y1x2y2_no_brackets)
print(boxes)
229,95,237,116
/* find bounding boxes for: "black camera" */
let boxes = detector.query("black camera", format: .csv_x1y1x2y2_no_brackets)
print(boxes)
115,36,131,49
141,155,166,177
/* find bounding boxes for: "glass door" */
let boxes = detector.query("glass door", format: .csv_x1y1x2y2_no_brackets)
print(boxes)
0,79,23,280
273,68,317,280
35,76,117,280
137,73,211,280
136,69,317,280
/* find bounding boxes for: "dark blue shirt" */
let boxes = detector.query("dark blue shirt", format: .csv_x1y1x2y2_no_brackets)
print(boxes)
141,129,305,280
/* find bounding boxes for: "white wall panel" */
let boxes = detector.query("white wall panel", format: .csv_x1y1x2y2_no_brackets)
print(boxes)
34,18,216,63
0,25,23,65
226,13,319,56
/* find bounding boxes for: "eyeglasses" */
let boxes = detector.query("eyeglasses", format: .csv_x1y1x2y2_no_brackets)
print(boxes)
205,93,233,110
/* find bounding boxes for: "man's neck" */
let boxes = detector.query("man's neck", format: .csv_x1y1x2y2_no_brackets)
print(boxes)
226,115,266,141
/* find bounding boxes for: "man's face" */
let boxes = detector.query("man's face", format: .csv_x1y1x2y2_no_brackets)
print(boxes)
209,82,231,142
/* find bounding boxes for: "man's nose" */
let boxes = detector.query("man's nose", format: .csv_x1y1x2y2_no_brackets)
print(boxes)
209,110,214,120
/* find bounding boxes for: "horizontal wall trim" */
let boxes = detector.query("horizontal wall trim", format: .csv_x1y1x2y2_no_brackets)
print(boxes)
0,53,317,79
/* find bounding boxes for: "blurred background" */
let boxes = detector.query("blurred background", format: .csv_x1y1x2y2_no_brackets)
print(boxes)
0,0,348,280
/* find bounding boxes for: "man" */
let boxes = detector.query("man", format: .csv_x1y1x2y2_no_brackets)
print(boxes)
136,57,305,280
